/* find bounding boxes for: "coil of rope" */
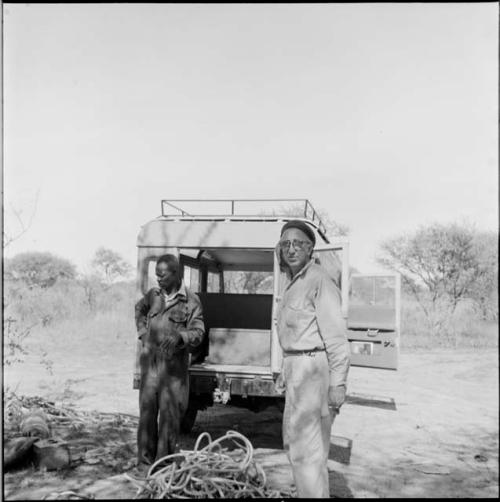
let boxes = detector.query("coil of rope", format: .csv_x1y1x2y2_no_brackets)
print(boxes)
126,430,295,498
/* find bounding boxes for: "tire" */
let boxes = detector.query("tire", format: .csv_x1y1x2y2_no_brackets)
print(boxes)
180,402,198,433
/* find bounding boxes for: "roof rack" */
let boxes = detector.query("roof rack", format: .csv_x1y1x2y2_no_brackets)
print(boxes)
160,199,328,236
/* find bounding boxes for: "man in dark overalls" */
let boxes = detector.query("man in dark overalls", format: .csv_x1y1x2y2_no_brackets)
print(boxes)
135,254,204,465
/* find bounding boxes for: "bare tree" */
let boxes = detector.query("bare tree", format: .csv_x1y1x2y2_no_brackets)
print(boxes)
80,272,102,311
90,247,132,287
3,190,40,249
377,221,497,333
78,248,133,311
467,230,498,320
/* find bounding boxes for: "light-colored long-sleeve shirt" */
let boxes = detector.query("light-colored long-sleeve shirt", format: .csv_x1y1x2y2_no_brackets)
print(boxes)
277,258,350,387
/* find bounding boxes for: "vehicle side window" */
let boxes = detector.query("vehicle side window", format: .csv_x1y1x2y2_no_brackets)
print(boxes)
350,276,396,307
206,271,220,293
184,264,200,292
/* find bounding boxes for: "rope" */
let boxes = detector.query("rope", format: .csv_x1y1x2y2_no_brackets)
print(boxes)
6,394,294,499
125,430,295,499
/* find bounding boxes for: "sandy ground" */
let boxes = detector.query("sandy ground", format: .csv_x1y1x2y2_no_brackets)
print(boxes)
3,348,499,499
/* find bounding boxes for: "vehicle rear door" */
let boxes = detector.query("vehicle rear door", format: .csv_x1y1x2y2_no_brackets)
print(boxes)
347,273,401,370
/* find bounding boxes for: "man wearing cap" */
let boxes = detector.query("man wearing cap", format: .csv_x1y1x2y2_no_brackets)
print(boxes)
135,254,205,465
275,220,350,498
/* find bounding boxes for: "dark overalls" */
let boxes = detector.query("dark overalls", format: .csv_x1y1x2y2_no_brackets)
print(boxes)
135,285,204,464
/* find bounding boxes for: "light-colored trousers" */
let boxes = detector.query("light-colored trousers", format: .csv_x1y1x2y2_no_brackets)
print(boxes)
283,351,334,498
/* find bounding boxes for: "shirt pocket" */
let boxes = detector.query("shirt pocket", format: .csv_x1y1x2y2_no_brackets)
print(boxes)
168,310,188,325
283,304,314,330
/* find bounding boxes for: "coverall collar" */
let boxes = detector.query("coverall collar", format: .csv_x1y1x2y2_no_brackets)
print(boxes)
162,280,187,302
176,281,188,300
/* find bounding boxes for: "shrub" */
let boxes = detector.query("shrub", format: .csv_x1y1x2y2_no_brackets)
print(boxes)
5,251,77,288
400,296,498,351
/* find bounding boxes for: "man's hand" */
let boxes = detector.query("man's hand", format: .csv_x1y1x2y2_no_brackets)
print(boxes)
274,372,286,395
160,332,183,357
328,385,346,410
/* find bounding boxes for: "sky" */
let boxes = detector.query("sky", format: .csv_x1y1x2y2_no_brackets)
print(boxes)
3,3,498,274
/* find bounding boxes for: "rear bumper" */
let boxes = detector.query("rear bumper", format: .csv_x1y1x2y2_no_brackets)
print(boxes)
189,366,283,399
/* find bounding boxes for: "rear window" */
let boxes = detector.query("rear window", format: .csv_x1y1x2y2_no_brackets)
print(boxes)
223,271,273,294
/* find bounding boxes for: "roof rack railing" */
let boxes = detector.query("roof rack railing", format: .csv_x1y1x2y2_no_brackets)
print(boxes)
160,199,327,236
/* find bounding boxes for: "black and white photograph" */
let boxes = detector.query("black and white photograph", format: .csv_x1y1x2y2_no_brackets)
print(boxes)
2,3,498,499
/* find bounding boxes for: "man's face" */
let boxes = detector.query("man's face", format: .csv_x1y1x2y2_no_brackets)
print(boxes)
279,228,313,274
155,262,178,291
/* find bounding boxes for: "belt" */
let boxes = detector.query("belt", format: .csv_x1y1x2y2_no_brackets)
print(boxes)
283,348,326,357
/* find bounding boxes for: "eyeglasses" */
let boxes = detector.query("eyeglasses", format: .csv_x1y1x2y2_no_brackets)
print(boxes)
279,239,312,251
